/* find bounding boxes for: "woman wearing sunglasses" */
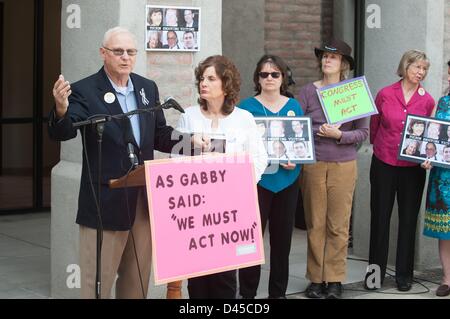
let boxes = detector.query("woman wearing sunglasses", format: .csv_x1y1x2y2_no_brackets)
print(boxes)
298,38,369,299
238,54,302,299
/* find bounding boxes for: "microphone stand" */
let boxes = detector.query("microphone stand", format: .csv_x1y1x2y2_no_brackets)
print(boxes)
72,118,108,299
71,100,182,299
95,123,104,299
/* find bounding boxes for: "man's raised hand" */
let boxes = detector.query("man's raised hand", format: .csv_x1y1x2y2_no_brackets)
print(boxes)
53,75,72,118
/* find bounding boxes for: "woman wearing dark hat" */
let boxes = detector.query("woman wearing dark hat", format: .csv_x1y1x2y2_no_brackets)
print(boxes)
368,50,435,292
298,38,368,299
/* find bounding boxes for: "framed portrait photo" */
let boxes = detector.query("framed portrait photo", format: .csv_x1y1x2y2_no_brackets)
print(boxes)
146,5,201,52
398,114,450,169
209,136,227,154
191,133,226,156
255,116,315,164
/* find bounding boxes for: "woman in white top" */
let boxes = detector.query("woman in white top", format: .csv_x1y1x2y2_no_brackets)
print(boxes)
177,55,267,299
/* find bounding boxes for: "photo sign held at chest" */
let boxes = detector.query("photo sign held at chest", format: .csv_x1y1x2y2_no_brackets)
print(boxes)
316,76,378,125
144,153,264,284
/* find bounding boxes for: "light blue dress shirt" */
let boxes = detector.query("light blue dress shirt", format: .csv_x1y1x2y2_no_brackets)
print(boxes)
108,77,140,146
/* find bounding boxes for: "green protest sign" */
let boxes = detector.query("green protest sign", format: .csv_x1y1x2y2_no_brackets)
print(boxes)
316,76,377,124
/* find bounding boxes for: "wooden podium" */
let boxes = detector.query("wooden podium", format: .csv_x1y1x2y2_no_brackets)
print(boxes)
109,165,146,189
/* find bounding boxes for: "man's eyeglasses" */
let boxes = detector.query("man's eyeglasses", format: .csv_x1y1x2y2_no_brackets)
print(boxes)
103,47,138,56
259,72,281,79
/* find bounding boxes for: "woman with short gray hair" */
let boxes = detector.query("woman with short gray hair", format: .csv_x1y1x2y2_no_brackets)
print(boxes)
367,49,435,292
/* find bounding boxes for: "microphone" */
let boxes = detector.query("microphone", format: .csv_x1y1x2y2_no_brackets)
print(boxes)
127,143,139,168
159,96,185,113
73,97,184,129
119,97,185,118
123,119,139,168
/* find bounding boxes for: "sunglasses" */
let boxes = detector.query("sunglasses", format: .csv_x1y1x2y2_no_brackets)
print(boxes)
259,72,281,79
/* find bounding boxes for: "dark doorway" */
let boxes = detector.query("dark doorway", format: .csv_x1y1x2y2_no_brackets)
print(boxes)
0,0,61,213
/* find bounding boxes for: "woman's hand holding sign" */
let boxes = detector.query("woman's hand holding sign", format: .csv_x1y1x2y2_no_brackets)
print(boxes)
192,133,211,152
317,123,343,140
421,160,433,170
280,161,296,171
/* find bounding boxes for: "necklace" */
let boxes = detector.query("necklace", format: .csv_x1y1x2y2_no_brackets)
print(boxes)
257,97,282,117
262,105,280,117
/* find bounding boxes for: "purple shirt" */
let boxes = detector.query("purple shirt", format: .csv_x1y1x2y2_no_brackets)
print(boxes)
370,80,435,167
298,82,369,162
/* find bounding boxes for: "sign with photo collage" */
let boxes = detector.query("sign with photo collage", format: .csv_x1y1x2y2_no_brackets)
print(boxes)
255,116,315,164
146,5,200,52
398,114,450,168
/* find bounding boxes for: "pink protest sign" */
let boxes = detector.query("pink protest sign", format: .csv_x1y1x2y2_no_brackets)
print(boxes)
144,153,264,285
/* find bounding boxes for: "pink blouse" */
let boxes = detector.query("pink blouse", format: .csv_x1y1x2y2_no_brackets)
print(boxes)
370,81,435,167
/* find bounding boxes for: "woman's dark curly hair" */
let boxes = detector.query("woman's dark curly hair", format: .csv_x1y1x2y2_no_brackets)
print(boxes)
147,8,163,26
195,55,241,115
253,54,289,96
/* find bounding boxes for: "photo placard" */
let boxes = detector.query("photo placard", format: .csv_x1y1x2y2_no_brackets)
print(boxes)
146,5,200,52
255,116,315,164
398,114,450,169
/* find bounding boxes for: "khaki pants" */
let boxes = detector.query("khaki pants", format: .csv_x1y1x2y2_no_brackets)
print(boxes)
80,191,152,299
301,160,357,283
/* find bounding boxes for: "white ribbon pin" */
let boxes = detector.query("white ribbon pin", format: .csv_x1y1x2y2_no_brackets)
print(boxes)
140,88,150,105
104,92,116,104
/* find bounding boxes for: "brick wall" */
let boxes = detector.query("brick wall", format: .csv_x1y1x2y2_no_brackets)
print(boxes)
264,0,333,92
321,0,333,42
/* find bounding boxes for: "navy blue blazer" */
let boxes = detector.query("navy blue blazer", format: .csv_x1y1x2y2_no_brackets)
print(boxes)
48,68,185,230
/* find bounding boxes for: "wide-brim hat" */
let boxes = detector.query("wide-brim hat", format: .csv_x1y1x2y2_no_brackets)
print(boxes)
314,38,355,71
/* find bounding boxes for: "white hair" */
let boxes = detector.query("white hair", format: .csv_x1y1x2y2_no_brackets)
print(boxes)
102,27,137,47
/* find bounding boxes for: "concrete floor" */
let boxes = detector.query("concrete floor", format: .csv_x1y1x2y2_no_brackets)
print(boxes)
0,213,50,299
0,212,447,299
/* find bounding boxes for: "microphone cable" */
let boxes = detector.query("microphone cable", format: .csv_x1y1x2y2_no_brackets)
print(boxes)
283,255,440,298
109,117,146,298
82,123,104,298
77,100,183,298
81,114,145,299
122,158,146,299
340,256,436,296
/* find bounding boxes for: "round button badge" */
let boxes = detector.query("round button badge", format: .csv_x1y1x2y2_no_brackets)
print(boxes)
104,92,116,104
287,110,296,117
418,88,425,96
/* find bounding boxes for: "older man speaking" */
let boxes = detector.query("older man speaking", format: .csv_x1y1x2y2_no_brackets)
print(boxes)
49,27,200,299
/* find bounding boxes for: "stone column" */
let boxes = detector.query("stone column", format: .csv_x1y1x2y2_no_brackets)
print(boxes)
222,0,265,99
